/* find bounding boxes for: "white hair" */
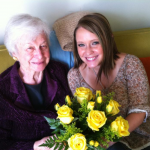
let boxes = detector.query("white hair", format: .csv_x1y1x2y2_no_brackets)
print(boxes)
4,14,50,56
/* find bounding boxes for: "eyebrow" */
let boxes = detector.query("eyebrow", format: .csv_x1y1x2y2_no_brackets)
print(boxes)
77,39,99,42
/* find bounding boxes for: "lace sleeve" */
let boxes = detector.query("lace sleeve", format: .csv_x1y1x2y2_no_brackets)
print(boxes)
67,68,81,95
125,55,150,117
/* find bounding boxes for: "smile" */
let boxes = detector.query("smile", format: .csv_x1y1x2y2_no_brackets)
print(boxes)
86,56,98,61
32,61,44,65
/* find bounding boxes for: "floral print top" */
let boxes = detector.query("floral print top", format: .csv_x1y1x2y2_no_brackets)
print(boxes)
68,54,150,150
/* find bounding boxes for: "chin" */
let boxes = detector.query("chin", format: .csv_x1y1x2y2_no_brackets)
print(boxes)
33,66,46,72
32,62,49,71
86,63,98,68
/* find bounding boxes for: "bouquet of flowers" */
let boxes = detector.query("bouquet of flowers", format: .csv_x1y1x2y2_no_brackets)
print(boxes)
40,87,130,150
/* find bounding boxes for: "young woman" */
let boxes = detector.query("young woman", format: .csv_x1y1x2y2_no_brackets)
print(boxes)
68,13,150,150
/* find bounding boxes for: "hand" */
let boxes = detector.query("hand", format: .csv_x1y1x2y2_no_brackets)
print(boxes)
99,138,116,149
33,135,65,150
33,136,52,150
108,141,116,148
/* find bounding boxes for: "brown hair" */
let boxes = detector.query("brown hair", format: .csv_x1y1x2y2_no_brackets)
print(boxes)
73,13,120,80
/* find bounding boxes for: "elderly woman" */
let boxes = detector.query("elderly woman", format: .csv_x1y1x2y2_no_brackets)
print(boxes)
0,14,71,150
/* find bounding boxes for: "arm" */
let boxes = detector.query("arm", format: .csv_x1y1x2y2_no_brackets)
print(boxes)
0,94,53,150
126,112,146,133
109,55,150,148
0,99,35,150
126,56,150,125
33,137,51,150
0,123,34,150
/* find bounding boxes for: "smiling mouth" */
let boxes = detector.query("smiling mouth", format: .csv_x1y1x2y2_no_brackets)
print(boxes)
32,61,44,65
86,56,98,61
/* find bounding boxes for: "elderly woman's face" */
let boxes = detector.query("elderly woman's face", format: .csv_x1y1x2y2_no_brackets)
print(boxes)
15,33,50,72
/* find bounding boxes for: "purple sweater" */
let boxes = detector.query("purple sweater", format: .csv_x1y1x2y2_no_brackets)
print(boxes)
0,61,72,150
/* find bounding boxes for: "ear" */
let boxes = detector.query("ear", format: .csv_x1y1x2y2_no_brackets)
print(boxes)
12,52,16,57
12,53,18,61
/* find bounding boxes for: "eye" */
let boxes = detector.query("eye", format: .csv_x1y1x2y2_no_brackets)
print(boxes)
77,43,85,47
27,47,34,51
40,44,48,50
92,41,99,45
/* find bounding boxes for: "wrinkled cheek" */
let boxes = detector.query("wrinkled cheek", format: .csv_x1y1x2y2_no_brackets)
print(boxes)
46,57,50,65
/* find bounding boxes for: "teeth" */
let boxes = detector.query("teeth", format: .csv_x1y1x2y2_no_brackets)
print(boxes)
86,57,96,60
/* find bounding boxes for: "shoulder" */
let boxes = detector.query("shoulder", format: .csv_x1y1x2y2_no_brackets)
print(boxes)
117,53,141,64
46,60,70,84
0,64,14,81
122,54,148,83
0,63,17,98
68,67,79,78
47,60,69,75
0,68,11,91
46,60,72,95
125,54,141,63
123,54,145,69
49,60,69,70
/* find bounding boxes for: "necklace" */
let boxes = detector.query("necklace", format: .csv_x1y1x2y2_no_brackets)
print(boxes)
92,68,107,93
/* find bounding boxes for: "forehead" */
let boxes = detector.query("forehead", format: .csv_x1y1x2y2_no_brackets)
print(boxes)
76,27,99,40
19,33,48,45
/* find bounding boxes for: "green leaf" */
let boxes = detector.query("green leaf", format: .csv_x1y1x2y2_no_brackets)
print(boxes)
53,135,57,141
39,137,55,148
59,129,66,134
72,117,79,122
49,136,54,141
50,125,58,129
44,116,55,124
58,143,64,150
64,144,69,150
39,135,67,150
52,128,61,134
54,143,59,150
112,136,122,142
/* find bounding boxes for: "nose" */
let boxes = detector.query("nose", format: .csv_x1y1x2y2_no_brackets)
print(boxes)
86,45,93,55
34,48,43,59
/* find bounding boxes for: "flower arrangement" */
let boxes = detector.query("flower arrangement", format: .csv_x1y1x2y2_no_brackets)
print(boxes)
40,87,130,150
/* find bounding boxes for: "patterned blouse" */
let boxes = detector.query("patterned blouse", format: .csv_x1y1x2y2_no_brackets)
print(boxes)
68,54,150,150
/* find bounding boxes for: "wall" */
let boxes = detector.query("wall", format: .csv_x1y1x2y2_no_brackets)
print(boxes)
0,0,150,44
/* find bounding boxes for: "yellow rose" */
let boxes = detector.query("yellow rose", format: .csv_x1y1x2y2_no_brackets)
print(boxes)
111,116,130,137
87,102,95,110
97,96,102,104
96,90,101,97
94,141,99,147
106,100,121,116
74,87,93,104
65,95,72,106
87,110,107,131
68,133,87,150
54,103,60,111
89,140,94,146
57,105,74,124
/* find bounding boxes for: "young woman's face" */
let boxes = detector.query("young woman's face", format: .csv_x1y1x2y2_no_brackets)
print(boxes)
76,27,103,68
14,33,50,72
